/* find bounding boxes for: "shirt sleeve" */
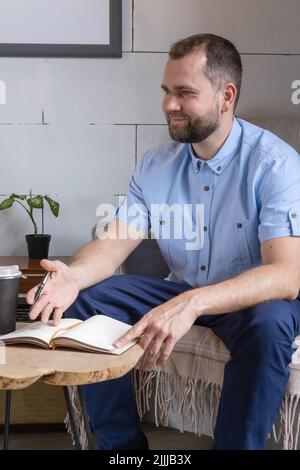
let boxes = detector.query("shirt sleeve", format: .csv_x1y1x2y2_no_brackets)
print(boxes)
258,149,300,244
113,153,151,232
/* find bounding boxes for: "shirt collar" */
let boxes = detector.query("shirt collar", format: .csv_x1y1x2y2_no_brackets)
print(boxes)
188,117,242,175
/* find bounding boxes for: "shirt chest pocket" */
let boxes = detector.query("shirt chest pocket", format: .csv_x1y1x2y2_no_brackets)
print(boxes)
232,218,261,269
150,215,186,272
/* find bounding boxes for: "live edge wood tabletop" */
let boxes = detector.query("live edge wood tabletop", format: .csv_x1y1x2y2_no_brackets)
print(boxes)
0,333,144,390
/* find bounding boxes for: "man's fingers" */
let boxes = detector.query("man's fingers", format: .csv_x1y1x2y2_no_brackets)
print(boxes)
26,259,58,305
29,294,49,320
40,303,54,324
52,308,65,326
139,326,166,355
149,335,167,359
157,337,174,366
141,330,170,370
26,285,39,305
114,320,148,347
40,258,60,272
142,341,173,371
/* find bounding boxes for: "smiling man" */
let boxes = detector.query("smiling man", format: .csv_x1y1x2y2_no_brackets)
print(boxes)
162,51,228,147
27,34,300,450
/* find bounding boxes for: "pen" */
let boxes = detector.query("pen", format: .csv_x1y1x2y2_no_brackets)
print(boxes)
29,271,50,312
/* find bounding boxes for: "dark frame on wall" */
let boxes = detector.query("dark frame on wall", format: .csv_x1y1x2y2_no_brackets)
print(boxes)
0,0,122,58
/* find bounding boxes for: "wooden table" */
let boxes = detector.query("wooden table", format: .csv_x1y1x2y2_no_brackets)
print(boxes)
0,324,143,450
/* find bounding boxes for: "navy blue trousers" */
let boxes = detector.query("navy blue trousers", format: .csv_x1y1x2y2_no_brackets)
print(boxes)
64,274,300,450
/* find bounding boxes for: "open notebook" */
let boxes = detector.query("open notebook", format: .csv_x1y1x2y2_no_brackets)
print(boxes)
0,316,136,355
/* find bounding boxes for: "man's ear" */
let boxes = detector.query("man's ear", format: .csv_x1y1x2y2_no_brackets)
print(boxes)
221,83,237,113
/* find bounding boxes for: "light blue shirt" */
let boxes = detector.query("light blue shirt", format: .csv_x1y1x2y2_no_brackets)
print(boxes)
115,118,300,288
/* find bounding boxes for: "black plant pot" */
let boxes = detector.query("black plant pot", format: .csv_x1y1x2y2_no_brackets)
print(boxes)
25,234,51,259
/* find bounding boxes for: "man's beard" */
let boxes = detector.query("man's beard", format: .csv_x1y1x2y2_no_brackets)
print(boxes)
167,106,220,144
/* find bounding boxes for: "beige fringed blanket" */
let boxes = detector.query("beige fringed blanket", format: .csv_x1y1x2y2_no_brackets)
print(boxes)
66,325,300,450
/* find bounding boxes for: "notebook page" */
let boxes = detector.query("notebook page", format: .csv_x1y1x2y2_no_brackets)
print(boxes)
57,315,134,351
0,318,82,344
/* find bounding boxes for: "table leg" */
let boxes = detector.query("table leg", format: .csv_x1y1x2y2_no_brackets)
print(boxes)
3,390,11,450
63,386,82,450
77,386,95,450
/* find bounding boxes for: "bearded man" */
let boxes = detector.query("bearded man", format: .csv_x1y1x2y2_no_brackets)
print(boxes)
28,34,300,450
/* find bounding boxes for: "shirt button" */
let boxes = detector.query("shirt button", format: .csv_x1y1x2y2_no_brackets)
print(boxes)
201,265,206,271
291,213,297,219
160,219,166,225
217,166,222,171
204,186,210,191
203,226,208,232
237,223,243,228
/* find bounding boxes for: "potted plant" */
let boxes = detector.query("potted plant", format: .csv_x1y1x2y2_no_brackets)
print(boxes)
0,191,60,259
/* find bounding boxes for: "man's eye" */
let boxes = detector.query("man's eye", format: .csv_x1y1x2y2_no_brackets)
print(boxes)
180,91,191,97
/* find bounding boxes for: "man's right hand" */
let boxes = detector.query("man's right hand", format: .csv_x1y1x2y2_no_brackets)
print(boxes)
26,259,80,326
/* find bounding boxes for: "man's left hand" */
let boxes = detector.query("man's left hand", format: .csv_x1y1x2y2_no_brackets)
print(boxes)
114,290,198,371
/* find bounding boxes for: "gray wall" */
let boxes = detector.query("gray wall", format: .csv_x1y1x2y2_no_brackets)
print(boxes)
0,0,299,255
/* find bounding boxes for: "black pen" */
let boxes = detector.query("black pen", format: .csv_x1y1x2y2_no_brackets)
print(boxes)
29,271,50,312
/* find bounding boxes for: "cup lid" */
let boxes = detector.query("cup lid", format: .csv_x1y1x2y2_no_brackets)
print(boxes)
0,265,22,278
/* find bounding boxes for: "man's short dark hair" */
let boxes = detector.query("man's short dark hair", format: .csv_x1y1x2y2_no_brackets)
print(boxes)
169,34,243,109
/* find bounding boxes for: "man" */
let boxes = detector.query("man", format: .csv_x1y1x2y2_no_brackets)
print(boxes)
27,34,300,450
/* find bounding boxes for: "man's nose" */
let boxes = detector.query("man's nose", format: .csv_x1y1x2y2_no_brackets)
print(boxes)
163,94,181,112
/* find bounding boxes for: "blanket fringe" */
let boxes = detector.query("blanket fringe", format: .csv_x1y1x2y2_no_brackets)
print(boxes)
271,392,300,449
133,369,300,450
65,372,300,450
64,385,89,450
133,368,222,437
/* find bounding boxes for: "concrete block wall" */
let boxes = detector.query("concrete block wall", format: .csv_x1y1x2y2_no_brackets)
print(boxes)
0,0,299,255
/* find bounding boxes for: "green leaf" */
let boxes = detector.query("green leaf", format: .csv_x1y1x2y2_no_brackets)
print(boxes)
27,195,44,209
44,196,59,217
0,198,14,210
9,193,26,200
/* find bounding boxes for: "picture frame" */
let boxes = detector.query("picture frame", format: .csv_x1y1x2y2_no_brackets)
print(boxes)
0,0,122,58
